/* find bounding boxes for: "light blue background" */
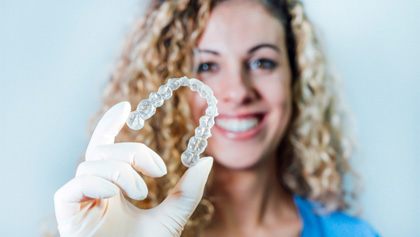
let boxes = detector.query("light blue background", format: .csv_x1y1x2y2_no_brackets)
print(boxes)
0,0,419,236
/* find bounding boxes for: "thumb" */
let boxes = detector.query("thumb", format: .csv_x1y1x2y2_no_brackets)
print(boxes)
150,157,213,233
86,101,131,159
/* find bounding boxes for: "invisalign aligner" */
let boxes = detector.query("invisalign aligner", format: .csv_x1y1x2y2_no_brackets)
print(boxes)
126,76,218,167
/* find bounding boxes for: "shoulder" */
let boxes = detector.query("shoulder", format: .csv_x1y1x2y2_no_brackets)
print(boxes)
294,196,380,237
318,209,380,237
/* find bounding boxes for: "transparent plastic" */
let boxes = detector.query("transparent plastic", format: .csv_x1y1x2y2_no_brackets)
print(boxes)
126,76,218,167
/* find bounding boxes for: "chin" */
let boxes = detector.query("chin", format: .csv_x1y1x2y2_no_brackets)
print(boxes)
209,148,266,170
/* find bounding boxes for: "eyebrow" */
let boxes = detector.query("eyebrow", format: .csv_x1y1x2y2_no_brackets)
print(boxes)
248,43,280,54
195,48,220,56
195,43,280,56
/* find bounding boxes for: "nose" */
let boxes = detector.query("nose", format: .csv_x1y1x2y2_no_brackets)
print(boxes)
217,67,257,105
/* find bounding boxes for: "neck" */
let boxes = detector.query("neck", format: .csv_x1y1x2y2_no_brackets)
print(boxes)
206,155,299,234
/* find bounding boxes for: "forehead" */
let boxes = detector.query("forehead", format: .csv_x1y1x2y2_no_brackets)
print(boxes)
198,0,286,52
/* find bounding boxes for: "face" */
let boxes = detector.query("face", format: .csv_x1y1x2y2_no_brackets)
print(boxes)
189,0,292,169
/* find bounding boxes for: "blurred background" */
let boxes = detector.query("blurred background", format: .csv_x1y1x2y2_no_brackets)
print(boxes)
0,0,419,236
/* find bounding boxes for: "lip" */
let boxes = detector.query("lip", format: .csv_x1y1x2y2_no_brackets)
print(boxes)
214,112,267,140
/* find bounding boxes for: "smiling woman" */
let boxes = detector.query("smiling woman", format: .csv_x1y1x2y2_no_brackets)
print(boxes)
190,1,294,171
53,0,380,236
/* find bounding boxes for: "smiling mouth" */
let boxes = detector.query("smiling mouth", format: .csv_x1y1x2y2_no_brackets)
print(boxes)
214,113,266,139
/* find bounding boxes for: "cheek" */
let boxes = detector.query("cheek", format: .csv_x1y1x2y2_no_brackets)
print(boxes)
259,78,293,142
259,78,291,108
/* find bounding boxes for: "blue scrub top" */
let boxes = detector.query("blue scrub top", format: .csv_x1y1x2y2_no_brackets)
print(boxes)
294,196,380,237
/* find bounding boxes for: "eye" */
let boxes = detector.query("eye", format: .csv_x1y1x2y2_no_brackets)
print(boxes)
197,62,219,73
248,58,278,71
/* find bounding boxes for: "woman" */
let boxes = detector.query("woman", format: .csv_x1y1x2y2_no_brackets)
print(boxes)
54,0,379,236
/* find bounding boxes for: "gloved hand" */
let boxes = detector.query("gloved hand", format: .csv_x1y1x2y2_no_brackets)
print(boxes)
54,101,213,237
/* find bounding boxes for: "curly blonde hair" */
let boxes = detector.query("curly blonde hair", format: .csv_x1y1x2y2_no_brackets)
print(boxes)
91,0,356,235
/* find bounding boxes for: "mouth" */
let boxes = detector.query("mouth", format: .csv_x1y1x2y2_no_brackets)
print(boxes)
214,112,267,140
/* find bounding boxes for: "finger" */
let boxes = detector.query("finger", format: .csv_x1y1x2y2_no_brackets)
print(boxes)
76,160,148,201
54,176,119,221
87,142,167,177
86,101,131,158
150,157,213,230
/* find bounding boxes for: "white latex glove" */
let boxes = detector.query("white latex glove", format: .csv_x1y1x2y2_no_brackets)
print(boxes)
54,101,213,237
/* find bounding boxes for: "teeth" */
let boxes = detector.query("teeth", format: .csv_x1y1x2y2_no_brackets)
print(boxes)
216,117,259,132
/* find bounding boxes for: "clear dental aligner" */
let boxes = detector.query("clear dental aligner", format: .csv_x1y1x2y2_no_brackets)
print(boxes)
126,76,218,168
